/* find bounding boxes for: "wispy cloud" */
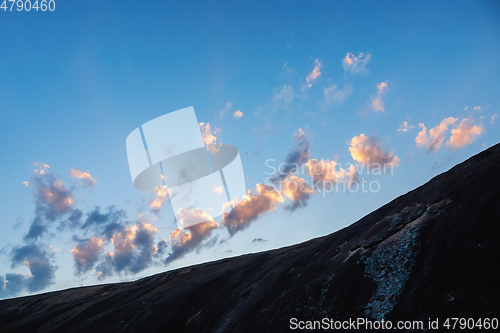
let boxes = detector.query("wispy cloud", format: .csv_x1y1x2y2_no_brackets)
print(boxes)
273,84,295,110
371,81,389,113
271,128,310,183
324,83,353,106
342,52,371,75
398,122,415,132
491,114,498,124
219,100,233,117
306,58,322,87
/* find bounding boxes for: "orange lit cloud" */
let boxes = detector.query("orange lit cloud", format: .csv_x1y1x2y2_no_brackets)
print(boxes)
33,162,50,175
349,134,399,166
69,168,97,187
306,59,322,87
281,175,314,211
415,117,458,152
371,81,389,113
398,122,415,132
233,110,243,119
167,218,219,263
149,185,169,213
199,122,221,153
71,237,104,274
221,184,284,235
446,118,484,150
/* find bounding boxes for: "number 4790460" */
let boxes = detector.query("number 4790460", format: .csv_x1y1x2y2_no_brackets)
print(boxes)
1,0,56,12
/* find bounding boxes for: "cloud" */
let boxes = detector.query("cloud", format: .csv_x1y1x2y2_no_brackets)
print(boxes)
69,168,97,187
349,134,400,166
95,221,159,278
271,128,311,182
305,159,346,185
23,165,75,241
199,122,221,153
324,83,354,106
219,100,233,117
71,237,104,274
149,185,169,213
491,114,498,124
33,175,74,221
166,218,219,263
251,238,268,244
273,84,295,110
446,118,484,150
233,110,243,119
33,162,50,175
473,106,481,111
342,52,371,75
281,61,295,78
371,81,389,113
221,184,284,235
306,59,322,87
398,122,415,132
280,175,314,211
2,244,57,295
212,185,224,195
415,117,458,152
80,205,126,233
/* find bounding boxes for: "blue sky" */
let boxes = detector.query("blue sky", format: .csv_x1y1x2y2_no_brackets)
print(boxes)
1,0,499,298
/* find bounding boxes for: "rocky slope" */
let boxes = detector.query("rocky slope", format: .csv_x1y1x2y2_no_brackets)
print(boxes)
1,144,499,332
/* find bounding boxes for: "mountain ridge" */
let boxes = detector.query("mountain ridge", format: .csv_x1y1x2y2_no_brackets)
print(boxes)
1,144,499,332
